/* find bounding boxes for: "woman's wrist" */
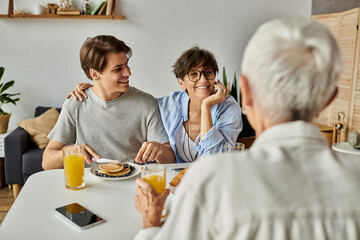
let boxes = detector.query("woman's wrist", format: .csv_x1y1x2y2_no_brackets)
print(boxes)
201,100,213,111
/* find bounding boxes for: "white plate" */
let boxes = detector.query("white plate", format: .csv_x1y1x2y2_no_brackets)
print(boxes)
332,142,360,156
90,162,141,181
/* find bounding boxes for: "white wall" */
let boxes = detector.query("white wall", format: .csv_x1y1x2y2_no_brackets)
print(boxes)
0,0,311,130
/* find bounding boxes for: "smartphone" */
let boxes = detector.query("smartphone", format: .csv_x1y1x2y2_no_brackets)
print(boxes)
55,203,105,231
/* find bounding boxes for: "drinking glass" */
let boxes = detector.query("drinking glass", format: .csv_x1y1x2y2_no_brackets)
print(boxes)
141,164,167,220
63,145,85,190
224,142,245,152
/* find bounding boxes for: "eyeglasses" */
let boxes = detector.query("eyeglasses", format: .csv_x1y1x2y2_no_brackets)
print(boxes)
186,68,216,82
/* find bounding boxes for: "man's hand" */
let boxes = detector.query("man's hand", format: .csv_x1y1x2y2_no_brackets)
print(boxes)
134,178,170,228
81,143,100,164
135,141,164,164
66,83,93,101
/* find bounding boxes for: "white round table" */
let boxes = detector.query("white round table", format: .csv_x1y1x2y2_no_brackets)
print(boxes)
332,142,360,156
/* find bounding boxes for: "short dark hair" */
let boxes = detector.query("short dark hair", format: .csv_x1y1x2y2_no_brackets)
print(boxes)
172,46,219,79
80,35,132,80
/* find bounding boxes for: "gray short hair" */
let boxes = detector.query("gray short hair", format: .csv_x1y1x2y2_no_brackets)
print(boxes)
242,18,342,122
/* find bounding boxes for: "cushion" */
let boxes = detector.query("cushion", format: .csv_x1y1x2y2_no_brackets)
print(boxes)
17,107,59,149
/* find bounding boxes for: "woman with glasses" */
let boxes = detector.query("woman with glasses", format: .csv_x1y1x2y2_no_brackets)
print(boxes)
68,47,242,163
156,47,242,163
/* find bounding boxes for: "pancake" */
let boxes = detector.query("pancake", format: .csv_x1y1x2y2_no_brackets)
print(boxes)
98,166,131,177
99,163,124,172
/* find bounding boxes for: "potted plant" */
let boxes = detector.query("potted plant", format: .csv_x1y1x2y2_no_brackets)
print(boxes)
0,67,20,133
223,67,255,147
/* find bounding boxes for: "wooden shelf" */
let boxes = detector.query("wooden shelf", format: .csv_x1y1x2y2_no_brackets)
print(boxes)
0,14,125,20
0,0,125,20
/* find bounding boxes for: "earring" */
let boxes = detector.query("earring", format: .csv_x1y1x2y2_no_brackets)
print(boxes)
242,105,249,115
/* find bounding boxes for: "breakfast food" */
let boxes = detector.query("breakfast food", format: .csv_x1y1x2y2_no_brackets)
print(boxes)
98,167,130,176
99,163,123,172
169,168,188,187
95,163,135,178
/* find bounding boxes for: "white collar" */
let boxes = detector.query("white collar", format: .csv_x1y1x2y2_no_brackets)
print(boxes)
252,121,327,148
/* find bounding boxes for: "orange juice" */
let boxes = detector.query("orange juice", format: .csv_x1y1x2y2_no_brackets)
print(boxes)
141,165,167,220
63,153,85,190
143,175,166,193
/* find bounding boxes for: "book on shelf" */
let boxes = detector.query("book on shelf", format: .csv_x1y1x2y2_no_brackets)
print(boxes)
91,1,105,15
106,0,114,15
98,1,107,15
57,8,81,16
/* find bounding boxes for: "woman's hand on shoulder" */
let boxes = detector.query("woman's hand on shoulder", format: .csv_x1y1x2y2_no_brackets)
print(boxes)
202,80,230,108
66,83,93,101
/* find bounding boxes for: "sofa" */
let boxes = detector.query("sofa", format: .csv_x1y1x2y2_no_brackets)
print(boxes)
4,106,60,198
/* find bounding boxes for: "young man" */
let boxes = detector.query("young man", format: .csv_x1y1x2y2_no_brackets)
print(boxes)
42,35,173,170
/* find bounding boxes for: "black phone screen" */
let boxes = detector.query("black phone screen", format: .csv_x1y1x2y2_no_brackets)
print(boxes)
55,203,104,230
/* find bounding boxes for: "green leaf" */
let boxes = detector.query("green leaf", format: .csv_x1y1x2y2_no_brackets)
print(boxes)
0,67,20,109
239,89,242,105
0,67,4,81
1,96,17,105
222,66,227,87
229,71,238,102
223,66,255,137
8,93,20,97
233,72,238,90
0,80,15,94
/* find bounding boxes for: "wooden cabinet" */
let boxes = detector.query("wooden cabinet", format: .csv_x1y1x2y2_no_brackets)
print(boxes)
313,8,360,142
0,0,125,20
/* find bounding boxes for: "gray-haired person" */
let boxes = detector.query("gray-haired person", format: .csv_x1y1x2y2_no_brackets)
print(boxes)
134,18,360,239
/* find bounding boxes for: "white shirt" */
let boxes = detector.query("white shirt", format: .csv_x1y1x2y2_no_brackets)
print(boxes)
134,121,360,240
176,125,198,163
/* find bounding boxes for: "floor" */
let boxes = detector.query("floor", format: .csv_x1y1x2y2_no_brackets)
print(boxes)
0,186,15,225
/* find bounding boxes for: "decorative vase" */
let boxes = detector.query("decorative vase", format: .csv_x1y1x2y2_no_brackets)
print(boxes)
0,113,11,133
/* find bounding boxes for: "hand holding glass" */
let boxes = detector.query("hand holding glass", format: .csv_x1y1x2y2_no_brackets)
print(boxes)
141,165,167,220
63,145,85,190
141,165,166,193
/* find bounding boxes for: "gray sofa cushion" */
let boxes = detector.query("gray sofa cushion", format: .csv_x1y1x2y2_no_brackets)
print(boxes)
22,148,45,182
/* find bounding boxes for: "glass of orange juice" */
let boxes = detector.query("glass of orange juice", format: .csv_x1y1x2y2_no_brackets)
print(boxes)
63,145,85,190
141,164,167,220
